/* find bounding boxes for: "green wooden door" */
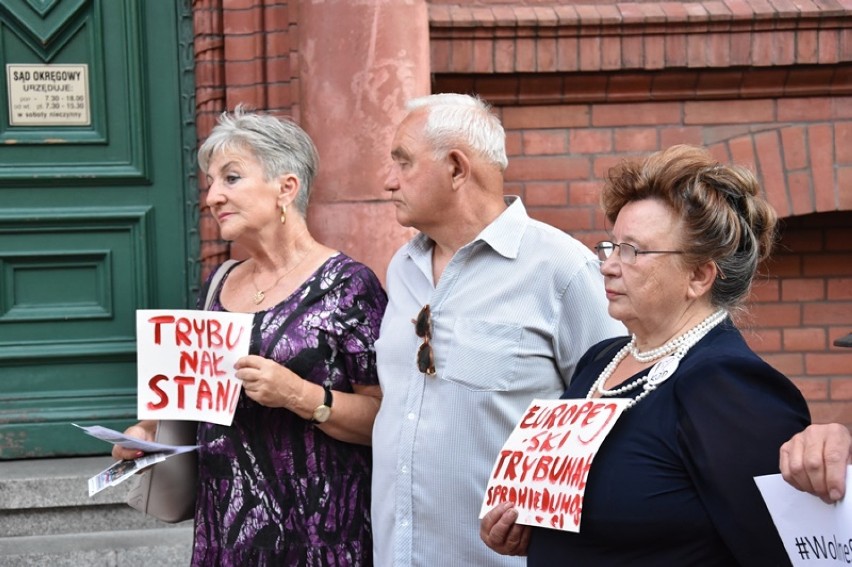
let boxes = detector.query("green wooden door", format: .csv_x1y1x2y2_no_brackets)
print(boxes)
0,0,198,458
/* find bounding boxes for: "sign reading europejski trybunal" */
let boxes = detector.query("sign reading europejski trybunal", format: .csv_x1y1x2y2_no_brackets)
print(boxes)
480,398,629,532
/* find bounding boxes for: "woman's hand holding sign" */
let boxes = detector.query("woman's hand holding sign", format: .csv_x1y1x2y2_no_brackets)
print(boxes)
235,354,306,412
235,354,382,446
480,501,531,556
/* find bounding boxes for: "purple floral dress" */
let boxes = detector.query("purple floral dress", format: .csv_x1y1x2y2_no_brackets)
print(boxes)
191,253,387,567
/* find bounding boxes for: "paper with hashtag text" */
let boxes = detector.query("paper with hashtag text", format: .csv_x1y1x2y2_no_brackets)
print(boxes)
756,468,852,565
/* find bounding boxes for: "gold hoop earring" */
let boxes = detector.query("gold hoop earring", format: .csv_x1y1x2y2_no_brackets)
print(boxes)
280,203,287,225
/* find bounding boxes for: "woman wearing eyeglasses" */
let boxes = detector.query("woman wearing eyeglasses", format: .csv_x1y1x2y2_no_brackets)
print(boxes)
481,145,809,566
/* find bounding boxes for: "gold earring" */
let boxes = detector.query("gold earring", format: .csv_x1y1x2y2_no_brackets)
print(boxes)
280,203,287,225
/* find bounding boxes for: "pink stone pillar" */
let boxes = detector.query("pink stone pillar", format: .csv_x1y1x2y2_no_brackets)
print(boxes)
300,0,429,283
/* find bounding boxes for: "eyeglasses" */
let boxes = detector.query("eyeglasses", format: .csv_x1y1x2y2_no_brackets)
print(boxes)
413,304,436,375
594,241,684,265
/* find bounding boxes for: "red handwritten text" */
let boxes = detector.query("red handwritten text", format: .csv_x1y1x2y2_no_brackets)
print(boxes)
147,315,243,350
520,400,619,445
146,374,240,414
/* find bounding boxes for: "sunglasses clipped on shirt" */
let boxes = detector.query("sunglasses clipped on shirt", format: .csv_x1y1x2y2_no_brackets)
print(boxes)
413,304,436,376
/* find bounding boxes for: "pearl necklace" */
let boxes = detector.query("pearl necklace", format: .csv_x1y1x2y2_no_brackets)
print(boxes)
586,309,727,408
630,308,727,363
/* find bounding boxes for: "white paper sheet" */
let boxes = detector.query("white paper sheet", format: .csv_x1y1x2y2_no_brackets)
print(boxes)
755,467,852,565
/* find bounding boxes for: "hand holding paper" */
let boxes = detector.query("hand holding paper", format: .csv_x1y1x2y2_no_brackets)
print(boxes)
74,423,198,455
74,423,200,496
756,466,852,566
480,501,532,556
479,398,629,533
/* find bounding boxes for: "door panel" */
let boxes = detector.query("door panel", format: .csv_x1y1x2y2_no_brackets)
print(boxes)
0,0,197,458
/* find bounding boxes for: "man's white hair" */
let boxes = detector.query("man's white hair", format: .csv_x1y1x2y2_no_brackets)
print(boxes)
406,93,508,171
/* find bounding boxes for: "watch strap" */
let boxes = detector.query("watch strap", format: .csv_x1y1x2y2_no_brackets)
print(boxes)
310,383,333,424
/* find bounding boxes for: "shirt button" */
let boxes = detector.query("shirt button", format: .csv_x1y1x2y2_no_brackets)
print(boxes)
401,465,409,474
401,519,409,527
407,412,416,420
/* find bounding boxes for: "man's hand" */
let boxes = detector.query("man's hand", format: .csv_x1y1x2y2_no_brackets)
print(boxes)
780,423,852,504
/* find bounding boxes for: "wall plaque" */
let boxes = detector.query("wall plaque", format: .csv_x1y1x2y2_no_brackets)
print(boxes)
6,64,91,126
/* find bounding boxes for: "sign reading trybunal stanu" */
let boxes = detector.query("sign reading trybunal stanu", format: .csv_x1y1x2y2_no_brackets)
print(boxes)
136,309,253,427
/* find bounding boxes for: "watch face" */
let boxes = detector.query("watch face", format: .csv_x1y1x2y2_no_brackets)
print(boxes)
313,405,332,423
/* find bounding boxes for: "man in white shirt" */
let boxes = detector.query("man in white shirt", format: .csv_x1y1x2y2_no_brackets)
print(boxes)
371,93,624,566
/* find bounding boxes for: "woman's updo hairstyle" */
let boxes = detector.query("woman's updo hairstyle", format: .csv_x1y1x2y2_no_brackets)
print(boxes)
600,144,778,311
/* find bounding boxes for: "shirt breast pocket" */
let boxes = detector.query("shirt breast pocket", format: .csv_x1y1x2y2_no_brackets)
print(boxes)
443,319,522,392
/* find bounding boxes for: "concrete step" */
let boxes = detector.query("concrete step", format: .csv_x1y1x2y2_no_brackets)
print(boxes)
0,456,193,565
0,528,193,566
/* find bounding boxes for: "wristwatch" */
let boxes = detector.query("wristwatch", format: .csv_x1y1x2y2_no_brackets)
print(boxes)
311,383,334,424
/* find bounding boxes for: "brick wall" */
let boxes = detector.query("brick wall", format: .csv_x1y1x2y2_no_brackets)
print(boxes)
429,1,852,425
193,0,297,270
494,99,852,424
496,98,852,242
191,0,852,424
753,212,852,424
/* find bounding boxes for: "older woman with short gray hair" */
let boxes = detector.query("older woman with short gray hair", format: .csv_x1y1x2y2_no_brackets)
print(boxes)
116,106,387,566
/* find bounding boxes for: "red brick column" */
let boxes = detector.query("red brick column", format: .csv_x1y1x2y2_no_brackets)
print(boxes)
299,0,429,281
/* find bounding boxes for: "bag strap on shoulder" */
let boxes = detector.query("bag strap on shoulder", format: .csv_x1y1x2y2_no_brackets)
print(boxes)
204,259,238,310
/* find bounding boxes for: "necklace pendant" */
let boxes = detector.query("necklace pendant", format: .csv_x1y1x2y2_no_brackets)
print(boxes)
252,290,265,305
647,356,680,386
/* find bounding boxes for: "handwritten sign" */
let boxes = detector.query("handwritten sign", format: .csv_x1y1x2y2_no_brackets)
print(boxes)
136,309,253,426
480,398,629,532
756,468,852,566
